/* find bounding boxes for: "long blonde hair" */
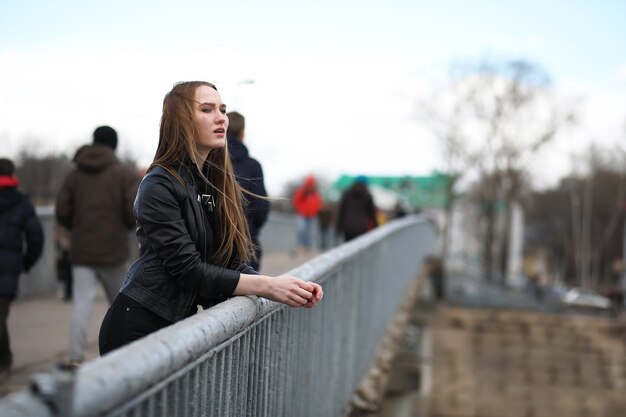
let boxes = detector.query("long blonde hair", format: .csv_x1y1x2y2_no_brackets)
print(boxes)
150,81,254,265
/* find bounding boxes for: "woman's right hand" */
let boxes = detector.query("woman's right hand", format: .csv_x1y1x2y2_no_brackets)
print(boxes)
235,274,324,308
264,275,324,308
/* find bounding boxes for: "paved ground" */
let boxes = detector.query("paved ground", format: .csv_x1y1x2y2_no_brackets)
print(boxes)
426,305,626,417
0,251,316,398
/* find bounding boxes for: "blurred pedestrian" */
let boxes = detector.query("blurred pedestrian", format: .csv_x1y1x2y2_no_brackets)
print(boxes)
376,207,388,226
336,176,378,242
0,158,44,373
608,259,624,318
393,202,407,219
317,201,335,250
56,126,140,368
227,111,270,271
427,256,446,301
54,224,73,301
98,81,323,356
292,175,323,254
526,273,544,301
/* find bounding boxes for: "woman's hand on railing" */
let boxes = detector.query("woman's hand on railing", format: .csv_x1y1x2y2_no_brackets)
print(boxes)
303,281,323,308
236,274,323,308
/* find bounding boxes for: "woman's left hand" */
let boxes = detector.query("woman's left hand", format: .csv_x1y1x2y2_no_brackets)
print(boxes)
303,282,323,308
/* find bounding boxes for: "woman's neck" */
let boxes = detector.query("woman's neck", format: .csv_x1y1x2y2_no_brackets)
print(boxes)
195,151,209,169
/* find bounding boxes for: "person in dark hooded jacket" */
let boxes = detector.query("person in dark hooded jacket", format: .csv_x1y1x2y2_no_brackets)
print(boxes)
227,111,270,271
0,158,44,372
336,176,378,242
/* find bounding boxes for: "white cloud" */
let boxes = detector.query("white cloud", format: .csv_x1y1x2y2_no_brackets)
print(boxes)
0,46,443,195
3,43,624,196
613,65,626,83
531,80,626,188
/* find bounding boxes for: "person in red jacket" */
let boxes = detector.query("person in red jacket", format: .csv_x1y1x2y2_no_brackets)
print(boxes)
292,175,322,254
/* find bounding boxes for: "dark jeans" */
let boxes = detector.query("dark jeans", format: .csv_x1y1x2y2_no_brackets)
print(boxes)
99,293,172,356
0,297,13,369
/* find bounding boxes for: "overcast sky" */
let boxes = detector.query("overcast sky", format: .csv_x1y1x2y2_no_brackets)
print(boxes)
1,0,625,195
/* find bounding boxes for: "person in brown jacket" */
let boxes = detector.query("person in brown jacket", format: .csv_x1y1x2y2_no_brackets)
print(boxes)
55,126,139,367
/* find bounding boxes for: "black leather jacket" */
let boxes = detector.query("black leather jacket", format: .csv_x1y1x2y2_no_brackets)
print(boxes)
120,165,256,323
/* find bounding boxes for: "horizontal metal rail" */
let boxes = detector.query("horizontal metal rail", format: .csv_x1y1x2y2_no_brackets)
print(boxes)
0,215,437,417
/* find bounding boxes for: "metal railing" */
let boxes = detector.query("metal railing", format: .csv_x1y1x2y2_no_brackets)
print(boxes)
0,215,437,417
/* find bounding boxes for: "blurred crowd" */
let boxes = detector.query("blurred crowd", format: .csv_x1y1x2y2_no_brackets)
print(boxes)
290,173,412,255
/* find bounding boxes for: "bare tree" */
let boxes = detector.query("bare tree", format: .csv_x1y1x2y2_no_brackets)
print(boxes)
527,143,626,288
575,145,626,288
14,141,138,207
16,152,73,206
419,58,575,282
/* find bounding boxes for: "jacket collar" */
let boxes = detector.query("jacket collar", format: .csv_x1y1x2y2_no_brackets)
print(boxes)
0,176,19,188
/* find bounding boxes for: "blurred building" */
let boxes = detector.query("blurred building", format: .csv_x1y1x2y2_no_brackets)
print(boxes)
329,173,454,210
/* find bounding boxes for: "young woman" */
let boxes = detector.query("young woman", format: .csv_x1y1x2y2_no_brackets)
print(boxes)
99,81,323,355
